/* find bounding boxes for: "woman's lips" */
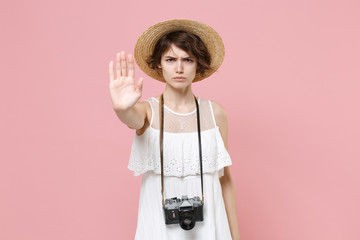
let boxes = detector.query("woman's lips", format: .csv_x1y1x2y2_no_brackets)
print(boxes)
173,77,185,81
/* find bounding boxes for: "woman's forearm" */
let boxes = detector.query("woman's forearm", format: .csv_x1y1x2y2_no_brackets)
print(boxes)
220,173,241,240
113,101,146,130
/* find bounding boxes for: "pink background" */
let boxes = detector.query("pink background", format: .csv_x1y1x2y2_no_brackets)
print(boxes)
1,0,359,239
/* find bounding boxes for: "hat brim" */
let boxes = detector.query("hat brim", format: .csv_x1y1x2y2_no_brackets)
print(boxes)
134,19,225,83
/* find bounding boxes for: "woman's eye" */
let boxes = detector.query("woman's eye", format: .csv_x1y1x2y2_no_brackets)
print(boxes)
166,59,174,62
186,58,193,62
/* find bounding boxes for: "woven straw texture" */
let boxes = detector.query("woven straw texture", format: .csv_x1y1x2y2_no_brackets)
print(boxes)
134,19,225,82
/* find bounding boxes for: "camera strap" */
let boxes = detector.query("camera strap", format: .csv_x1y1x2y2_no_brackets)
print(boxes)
159,94,204,206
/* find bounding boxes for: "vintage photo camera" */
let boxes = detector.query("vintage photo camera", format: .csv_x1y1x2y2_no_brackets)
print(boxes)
163,195,204,230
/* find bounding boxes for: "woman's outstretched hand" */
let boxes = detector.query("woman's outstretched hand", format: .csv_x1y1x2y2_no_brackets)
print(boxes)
109,51,143,112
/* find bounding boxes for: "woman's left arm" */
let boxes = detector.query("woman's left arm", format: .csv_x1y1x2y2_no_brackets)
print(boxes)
220,167,241,240
212,100,241,240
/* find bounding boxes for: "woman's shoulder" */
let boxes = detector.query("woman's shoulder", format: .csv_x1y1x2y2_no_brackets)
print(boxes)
209,99,228,125
209,99,229,149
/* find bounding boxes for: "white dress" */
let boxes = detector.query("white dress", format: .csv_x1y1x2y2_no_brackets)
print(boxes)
128,97,233,240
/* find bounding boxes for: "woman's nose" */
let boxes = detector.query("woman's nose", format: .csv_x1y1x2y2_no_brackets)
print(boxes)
176,61,184,73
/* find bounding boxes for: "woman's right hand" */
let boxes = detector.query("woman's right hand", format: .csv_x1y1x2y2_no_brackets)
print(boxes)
109,51,143,112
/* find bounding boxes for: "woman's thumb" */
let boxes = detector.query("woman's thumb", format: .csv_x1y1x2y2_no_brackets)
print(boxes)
136,77,144,92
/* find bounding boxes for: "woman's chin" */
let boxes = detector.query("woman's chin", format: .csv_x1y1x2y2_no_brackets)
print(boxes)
166,82,192,90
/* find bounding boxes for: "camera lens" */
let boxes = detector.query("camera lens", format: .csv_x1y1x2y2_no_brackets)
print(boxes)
179,211,195,230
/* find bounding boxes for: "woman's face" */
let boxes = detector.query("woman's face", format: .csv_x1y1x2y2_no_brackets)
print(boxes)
158,43,197,88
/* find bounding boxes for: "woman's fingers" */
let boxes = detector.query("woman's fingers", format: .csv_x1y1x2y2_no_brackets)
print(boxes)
112,51,135,81
116,52,121,79
128,54,135,79
109,61,114,82
120,51,127,76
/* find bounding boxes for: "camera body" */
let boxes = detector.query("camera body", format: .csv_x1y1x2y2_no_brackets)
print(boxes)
163,195,204,230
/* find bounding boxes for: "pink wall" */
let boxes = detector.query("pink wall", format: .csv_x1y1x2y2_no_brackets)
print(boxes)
1,0,359,239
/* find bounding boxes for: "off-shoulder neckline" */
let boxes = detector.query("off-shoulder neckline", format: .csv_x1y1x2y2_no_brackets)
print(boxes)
151,97,200,116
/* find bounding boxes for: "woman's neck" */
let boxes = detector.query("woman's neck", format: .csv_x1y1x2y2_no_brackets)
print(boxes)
160,84,196,111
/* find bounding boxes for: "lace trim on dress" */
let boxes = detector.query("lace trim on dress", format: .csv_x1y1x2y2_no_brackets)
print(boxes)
127,98,232,177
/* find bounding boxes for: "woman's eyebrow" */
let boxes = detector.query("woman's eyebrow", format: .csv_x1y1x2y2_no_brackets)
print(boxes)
164,55,194,59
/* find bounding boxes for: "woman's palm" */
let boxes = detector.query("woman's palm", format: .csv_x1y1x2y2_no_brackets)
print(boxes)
109,52,143,110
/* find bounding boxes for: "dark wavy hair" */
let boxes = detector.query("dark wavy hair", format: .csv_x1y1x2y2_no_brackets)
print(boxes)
146,30,212,76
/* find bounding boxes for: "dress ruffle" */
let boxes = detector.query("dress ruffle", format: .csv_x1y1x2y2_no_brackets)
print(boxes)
128,125,232,177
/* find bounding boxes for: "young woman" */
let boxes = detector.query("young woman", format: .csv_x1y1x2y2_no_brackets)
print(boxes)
109,19,240,240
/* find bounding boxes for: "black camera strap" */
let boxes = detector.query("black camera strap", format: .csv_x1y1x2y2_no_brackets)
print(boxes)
159,94,204,206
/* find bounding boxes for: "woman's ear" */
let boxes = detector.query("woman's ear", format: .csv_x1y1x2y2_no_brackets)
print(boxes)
157,64,162,69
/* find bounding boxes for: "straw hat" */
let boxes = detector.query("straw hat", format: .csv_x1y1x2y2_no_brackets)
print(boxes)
134,19,225,83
